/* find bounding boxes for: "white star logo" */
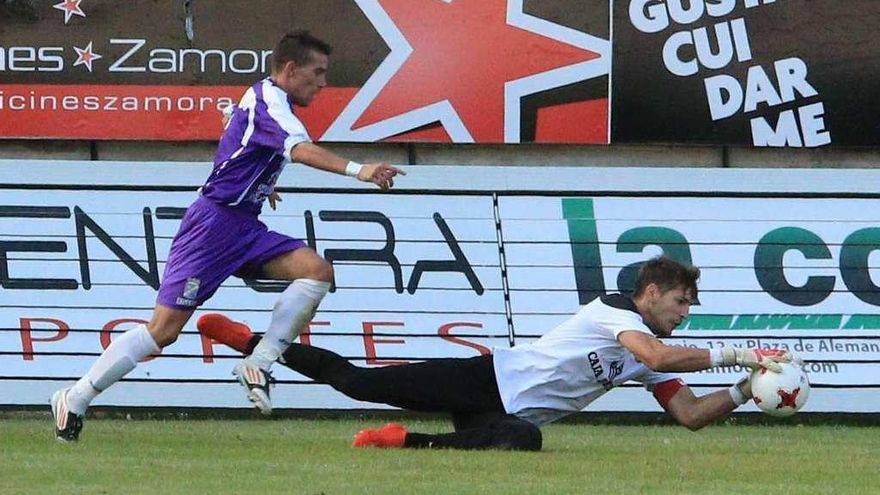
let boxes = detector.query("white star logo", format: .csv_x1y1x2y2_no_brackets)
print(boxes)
73,42,102,72
321,0,611,143
53,0,86,24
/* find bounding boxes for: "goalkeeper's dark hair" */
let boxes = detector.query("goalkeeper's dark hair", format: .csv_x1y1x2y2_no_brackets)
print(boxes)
272,30,332,73
632,255,700,302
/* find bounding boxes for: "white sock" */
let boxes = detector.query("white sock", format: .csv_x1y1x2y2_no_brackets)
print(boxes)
65,324,161,415
247,279,330,370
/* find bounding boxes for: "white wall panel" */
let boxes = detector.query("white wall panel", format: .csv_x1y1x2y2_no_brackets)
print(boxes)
2,161,878,413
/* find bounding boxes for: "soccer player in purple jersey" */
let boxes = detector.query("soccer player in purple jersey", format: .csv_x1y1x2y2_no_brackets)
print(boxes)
50,31,405,442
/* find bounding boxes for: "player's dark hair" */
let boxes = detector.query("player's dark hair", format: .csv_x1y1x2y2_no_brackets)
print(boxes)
632,255,700,302
272,30,332,73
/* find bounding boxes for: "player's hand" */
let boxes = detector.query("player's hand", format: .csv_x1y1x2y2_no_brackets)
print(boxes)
357,163,406,190
734,348,791,373
727,373,753,406
734,374,752,399
268,190,282,210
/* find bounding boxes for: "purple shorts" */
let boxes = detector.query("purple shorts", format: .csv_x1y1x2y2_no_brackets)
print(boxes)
156,196,306,310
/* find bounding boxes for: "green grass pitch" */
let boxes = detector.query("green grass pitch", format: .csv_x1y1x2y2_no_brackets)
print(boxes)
1,418,877,495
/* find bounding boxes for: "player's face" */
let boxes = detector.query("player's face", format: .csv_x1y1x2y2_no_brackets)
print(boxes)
285,51,329,107
643,285,693,337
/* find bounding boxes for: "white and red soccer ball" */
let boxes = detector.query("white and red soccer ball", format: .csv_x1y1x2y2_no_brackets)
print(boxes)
750,362,810,417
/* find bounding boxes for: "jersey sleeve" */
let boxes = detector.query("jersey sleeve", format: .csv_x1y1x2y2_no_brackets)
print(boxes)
241,82,311,161
596,308,654,339
648,378,686,409
260,84,311,161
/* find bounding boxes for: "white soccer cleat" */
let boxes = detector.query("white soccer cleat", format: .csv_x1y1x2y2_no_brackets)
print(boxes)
232,361,273,415
50,388,83,442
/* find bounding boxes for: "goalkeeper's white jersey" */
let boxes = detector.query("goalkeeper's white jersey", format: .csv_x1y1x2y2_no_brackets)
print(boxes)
493,294,679,426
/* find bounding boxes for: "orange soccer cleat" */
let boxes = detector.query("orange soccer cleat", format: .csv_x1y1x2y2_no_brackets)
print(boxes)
352,422,408,448
197,313,255,354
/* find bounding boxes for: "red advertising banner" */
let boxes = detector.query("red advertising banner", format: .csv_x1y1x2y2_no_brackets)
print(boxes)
0,0,611,143
0,84,238,140
0,84,360,140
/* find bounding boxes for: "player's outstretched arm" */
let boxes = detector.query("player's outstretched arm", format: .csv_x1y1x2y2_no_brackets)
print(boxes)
618,331,792,372
619,331,716,372
654,377,751,431
291,142,405,190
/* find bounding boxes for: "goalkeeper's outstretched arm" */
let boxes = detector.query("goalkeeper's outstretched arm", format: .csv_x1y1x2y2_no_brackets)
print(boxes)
618,331,792,373
652,377,752,431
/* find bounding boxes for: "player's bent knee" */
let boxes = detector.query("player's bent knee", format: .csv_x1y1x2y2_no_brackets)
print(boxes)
148,305,191,347
493,420,542,451
294,256,333,283
313,258,334,283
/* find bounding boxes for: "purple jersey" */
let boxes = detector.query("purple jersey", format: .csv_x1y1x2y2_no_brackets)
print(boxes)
201,78,311,215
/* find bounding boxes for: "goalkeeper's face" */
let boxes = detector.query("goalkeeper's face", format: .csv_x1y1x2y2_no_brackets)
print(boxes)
643,285,694,337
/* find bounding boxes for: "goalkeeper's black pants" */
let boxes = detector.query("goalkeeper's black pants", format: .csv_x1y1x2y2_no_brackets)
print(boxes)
265,340,542,451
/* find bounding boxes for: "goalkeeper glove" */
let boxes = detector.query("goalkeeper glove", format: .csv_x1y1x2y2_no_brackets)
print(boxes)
728,374,752,406
710,348,791,373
